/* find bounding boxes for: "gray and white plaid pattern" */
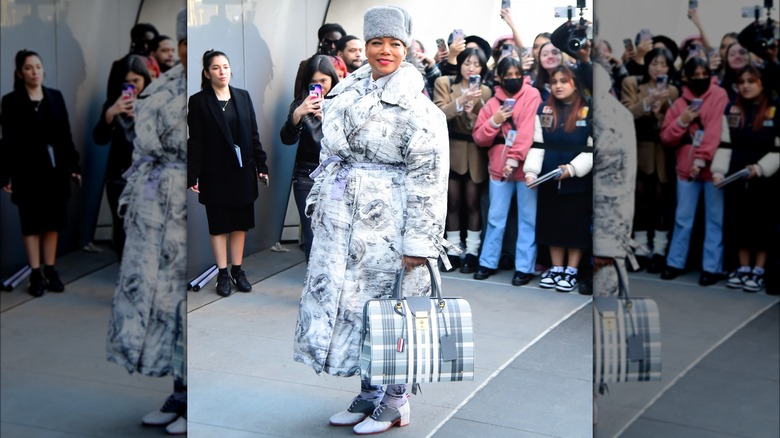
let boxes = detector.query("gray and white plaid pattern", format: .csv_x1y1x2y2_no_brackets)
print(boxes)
360,297,474,386
594,297,661,384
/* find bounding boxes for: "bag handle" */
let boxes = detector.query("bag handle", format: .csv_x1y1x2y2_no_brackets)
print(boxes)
391,259,443,305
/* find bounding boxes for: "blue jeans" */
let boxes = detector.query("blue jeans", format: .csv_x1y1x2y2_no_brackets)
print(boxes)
293,165,316,263
666,178,724,273
479,179,537,273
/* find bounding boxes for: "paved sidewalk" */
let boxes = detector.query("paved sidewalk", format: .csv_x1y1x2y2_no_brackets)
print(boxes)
594,270,780,438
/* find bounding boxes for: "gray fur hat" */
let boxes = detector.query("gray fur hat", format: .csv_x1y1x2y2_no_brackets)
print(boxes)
176,8,187,42
363,6,412,47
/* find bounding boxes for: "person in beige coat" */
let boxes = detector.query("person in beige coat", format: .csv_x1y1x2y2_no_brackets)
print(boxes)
433,47,492,273
620,47,679,273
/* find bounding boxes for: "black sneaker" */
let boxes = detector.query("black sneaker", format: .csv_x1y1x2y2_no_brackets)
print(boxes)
231,268,252,292
440,254,460,272
43,267,64,292
473,265,496,280
460,254,478,274
28,270,45,297
511,271,532,286
216,271,232,297
647,254,665,274
539,270,562,289
555,272,578,292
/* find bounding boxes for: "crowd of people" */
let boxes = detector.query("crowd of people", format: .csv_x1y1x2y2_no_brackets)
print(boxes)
595,6,779,292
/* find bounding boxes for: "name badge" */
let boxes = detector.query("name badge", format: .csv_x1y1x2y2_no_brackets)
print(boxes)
576,120,587,127
542,105,553,114
692,129,705,148
504,129,517,147
764,120,774,127
728,114,741,128
540,114,553,128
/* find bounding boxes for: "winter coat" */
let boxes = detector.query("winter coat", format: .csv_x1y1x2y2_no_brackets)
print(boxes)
660,82,729,181
472,78,541,181
432,75,491,183
106,64,187,377
1,86,80,205
292,62,449,376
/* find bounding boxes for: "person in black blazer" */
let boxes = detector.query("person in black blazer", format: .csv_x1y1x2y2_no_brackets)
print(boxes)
1,50,81,297
187,49,269,297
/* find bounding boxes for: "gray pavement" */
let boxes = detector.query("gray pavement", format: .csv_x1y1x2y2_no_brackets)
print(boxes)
2,244,777,438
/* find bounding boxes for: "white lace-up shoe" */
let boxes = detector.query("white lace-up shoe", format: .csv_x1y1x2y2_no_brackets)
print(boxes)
353,401,410,435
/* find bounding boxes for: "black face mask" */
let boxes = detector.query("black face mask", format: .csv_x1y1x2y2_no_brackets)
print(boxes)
502,78,523,95
687,78,710,96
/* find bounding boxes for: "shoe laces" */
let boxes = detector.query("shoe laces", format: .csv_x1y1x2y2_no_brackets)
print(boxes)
370,404,387,420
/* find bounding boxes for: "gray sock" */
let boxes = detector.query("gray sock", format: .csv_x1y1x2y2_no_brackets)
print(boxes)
358,379,384,401
381,384,408,408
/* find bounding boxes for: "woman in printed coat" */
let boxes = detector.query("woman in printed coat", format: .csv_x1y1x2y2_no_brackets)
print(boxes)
292,6,449,435
106,15,188,433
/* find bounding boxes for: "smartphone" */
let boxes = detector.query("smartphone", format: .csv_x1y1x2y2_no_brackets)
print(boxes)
689,98,703,111
436,38,447,50
521,46,531,58
688,0,698,9
501,43,514,58
502,98,516,110
308,83,322,99
656,74,668,90
452,28,464,42
469,75,481,89
639,28,652,42
121,82,135,98
623,38,634,51
501,0,511,8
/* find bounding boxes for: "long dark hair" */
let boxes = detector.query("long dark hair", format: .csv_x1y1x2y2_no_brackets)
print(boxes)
683,56,710,81
641,47,676,85
201,50,230,90
495,56,522,80
734,65,770,132
109,54,152,101
297,55,340,101
454,47,488,84
14,49,42,91
546,65,584,133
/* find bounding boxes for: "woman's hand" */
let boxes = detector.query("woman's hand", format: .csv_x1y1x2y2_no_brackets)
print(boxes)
680,105,701,125
71,173,82,186
402,255,427,272
414,51,436,71
522,52,534,71
746,164,760,179
448,38,466,65
492,105,513,125
3,182,11,193
500,8,516,30
558,164,572,179
293,95,323,124
106,93,134,124
525,174,537,188
634,38,652,61
189,183,200,193
689,163,701,179
502,164,516,178
709,52,721,71
259,173,269,187
435,44,449,63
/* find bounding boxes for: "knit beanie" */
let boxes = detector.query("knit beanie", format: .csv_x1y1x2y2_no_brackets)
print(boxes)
363,6,412,47
176,8,187,42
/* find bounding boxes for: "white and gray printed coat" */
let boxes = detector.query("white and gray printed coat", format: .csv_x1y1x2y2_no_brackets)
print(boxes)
293,62,449,376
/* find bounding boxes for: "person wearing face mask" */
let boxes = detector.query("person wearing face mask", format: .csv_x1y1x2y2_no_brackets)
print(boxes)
471,56,542,286
659,57,729,286
711,66,779,293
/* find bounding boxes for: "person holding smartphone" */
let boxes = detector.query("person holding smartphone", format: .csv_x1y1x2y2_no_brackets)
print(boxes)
1,49,82,297
293,6,449,434
471,56,541,286
187,50,269,297
524,65,593,292
432,47,492,273
620,47,680,273
280,55,340,262
93,54,152,259
659,57,729,285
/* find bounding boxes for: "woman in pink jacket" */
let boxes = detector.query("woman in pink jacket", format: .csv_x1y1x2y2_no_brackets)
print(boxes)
659,57,729,285
471,56,541,286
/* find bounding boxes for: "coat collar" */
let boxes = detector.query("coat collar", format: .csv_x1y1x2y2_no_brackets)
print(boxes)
205,85,241,147
329,62,423,110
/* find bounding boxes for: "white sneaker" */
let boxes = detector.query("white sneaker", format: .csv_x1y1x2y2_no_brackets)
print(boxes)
165,416,187,435
142,410,178,426
353,402,410,435
727,270,750,289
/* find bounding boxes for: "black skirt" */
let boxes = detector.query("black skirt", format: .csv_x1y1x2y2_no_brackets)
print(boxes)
17,201,68,235
536,184,592,248
205,203,255,235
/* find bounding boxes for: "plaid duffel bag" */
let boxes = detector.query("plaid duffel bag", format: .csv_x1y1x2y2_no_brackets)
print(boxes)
594,264,661,385
360,260,475,386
